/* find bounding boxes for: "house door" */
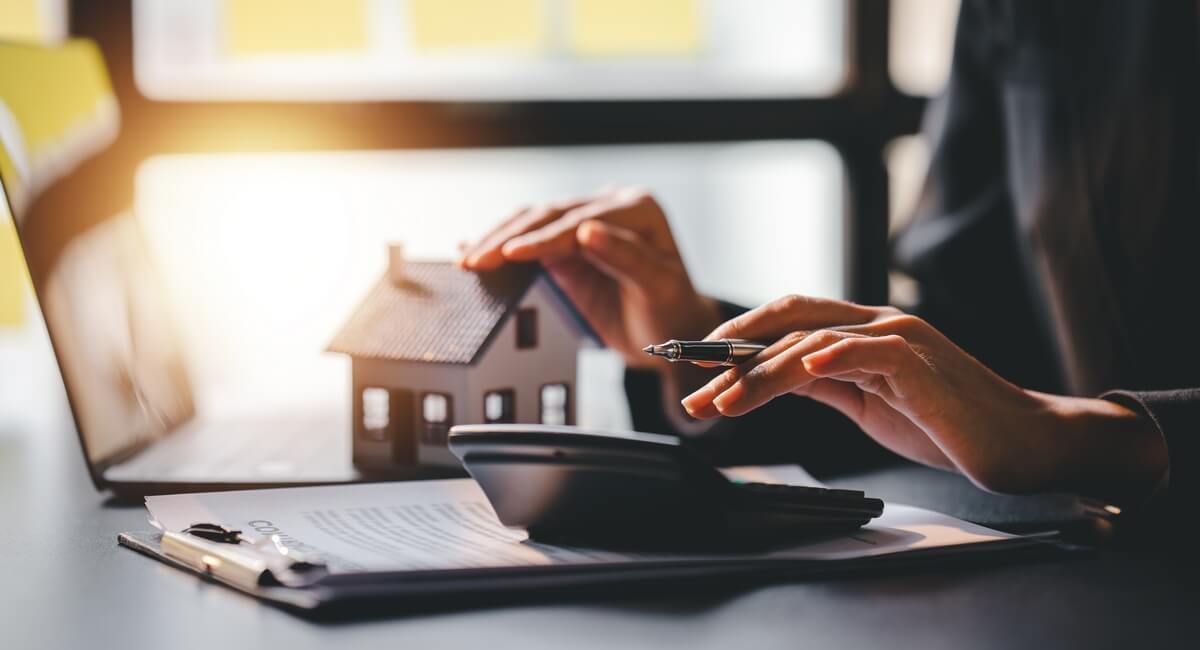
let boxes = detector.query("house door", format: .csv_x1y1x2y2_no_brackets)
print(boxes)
390,388,415,464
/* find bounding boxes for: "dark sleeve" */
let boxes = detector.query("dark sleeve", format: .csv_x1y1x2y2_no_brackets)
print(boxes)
891,0,1065,394
624,301,897,475
1102,389,1200,514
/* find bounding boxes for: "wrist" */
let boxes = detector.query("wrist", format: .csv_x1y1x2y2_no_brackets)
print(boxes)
1035,392,1168,506
670,294,724,340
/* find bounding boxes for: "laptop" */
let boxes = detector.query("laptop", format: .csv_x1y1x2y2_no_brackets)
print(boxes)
1,167,449,497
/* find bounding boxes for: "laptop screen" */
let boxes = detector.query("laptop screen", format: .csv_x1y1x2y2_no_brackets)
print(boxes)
0,125,194,470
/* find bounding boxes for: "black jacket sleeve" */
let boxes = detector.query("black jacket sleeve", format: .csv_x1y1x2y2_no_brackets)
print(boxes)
1103,389,1200,514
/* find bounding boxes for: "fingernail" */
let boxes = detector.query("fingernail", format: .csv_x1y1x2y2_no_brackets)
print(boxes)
712,384,744,413
680,392,704,414
802,353,827,373
577,225,598,246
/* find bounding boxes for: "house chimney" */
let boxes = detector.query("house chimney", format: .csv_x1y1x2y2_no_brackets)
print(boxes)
388,242,406,285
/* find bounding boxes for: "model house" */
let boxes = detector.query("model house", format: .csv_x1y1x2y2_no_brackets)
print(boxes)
328,245,592,468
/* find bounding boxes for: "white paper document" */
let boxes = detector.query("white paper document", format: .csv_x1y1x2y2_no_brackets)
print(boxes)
145,467,1016,575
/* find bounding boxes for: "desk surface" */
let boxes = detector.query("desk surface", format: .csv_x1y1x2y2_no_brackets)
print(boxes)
1,408,1194,650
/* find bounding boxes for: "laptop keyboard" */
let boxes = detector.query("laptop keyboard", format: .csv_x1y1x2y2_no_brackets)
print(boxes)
104,411,355,482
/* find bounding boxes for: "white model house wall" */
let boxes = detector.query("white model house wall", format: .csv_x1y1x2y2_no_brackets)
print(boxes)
351,356,468,467
466,277,582,431
350,276,586,469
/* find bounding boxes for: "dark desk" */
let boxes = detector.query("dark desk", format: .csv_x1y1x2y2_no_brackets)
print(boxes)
1,408,1194,649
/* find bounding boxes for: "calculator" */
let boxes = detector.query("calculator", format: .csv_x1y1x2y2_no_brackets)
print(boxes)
448,424,884,550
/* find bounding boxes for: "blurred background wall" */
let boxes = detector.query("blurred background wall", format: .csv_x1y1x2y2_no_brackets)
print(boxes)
0,0,959,437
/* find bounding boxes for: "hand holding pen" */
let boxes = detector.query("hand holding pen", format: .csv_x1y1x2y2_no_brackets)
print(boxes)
649,293,1165,507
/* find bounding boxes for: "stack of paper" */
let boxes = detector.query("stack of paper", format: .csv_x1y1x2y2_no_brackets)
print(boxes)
122,467,1049,611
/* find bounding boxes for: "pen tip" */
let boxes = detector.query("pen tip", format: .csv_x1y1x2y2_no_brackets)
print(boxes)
642,345,654,354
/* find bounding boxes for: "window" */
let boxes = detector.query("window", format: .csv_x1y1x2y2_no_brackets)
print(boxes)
889,0,960,96
361,387,390,441
539,383,569,425
483,389,515,423
132,0,846,100
885,135,931,310
0,0,68,43
101,1,919,320
516,307,538,349
136,143,845,324
420,392,452,444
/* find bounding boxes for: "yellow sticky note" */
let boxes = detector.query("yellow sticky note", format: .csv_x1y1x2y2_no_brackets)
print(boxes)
408,0,545,52
0,217,26,326
0,40,117,205
0,0,44,43
0,40,112,150
570,0,702,57
224,0,368,55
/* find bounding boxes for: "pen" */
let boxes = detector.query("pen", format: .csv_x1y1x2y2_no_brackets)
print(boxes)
642,339,767,365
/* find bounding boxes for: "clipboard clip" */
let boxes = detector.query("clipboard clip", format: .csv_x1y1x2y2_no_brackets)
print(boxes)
160,522,328,590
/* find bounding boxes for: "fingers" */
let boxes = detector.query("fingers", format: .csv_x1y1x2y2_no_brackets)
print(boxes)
541,257,625,344
499,196,619,264
682,328,934,419
705,294,879,343
683,329,859,418
460,197,594,270
680,331,807,417
575,220,672,290
793,377,868,424
500,189,673,263
459,204,535,270
802,335,930,401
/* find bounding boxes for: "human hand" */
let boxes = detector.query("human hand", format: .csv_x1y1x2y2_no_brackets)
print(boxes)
679,295,1167,503
459,187,722,370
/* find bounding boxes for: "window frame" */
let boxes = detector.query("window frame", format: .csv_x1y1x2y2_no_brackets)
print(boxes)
515,307,538,350
360,386,391,441
69,0,926,308
483,388,516,424
419,391,453,444
538,382,570,426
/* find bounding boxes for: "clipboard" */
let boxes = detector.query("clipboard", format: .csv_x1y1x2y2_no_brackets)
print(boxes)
117,523,1070,616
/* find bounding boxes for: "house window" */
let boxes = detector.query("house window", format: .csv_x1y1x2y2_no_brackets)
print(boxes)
483,389,515,423
516,307,538,349
361,387,390,441
539,383,569,425
421,392,452,444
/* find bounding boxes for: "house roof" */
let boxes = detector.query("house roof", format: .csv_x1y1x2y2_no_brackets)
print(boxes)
327,261,586,365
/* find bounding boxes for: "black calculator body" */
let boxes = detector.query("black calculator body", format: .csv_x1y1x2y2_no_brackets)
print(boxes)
448,424,884,550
